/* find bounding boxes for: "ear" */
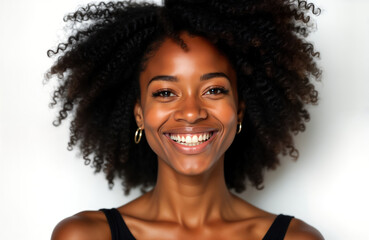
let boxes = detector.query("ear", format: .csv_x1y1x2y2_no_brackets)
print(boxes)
134,101,144,129
237,100,246,123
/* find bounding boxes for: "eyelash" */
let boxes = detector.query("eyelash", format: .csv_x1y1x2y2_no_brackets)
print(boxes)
152,89,176,98
204,87,229,95
152,87,229,98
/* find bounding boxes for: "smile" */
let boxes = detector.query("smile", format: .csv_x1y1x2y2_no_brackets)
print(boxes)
167,132,214,146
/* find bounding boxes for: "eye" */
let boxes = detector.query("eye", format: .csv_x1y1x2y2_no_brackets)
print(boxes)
204,87,229,95
152,90,176,98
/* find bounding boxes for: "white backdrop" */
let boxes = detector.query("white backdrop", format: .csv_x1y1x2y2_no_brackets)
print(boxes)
0,0,368,239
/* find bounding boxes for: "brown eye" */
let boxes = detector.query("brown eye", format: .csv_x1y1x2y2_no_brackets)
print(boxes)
152,90,176,98
204,87,229,95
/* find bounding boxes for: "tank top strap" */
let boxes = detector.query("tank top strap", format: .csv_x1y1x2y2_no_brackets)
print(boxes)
262,214,294,240
100,209,292,240
100,208,136,240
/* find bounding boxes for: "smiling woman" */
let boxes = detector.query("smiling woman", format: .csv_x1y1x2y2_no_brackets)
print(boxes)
136,34,241,176
47,0,323,239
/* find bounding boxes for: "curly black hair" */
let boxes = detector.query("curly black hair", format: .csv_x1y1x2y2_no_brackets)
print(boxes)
46,0,321,194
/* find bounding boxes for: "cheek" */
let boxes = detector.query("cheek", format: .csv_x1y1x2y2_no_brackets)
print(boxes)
144,104,171,127
212,99,238,127
142,103,171,153
209,100,238,149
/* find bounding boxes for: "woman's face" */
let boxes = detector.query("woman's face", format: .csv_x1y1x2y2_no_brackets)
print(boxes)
135,33,244,175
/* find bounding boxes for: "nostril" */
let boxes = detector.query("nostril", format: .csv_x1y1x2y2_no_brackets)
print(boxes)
174,107,208,123
173,99,208,123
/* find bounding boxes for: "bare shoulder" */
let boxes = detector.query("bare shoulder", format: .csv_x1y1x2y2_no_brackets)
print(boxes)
51,210,110,240
229,195,324,239
285,218,324,240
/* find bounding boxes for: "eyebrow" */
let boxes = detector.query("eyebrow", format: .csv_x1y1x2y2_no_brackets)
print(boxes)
200,72,230,82
147,72,231,87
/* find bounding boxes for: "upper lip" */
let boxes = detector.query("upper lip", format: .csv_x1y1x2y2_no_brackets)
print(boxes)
162,127,218,134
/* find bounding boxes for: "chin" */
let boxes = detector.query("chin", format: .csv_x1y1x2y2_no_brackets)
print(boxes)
170,157,219,176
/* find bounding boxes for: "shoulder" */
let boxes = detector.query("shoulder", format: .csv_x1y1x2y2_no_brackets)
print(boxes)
51,210,110,240
285,218,324,240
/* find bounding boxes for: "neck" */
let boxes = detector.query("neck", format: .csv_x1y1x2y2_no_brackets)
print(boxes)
147,156,235,228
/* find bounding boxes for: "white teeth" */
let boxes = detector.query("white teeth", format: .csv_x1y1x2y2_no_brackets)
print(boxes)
168,132,213,146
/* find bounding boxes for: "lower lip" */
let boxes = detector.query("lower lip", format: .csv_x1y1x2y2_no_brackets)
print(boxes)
165,132,217,155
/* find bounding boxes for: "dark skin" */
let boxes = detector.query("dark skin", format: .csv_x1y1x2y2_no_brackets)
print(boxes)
51,33,324,240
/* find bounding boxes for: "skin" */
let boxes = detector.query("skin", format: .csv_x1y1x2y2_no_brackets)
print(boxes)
51,33,324,240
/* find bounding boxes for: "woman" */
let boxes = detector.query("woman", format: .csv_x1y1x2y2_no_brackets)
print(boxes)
48,0,323,239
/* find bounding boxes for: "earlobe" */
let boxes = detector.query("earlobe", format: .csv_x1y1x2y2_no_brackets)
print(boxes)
134,102,144,129
237,100,246,123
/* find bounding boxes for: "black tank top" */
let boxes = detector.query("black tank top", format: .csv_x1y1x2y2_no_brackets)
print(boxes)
100,208,293,240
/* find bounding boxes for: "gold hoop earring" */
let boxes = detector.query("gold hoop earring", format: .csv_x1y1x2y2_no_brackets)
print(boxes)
237,122,242,134
134,127,143,144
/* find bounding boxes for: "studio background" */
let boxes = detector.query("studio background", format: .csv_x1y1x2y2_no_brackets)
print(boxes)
0,0,368,239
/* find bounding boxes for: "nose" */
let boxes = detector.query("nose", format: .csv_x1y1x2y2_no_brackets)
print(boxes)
173,96,208,123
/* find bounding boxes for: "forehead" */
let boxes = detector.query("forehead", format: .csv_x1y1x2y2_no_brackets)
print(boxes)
140,33,236,82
